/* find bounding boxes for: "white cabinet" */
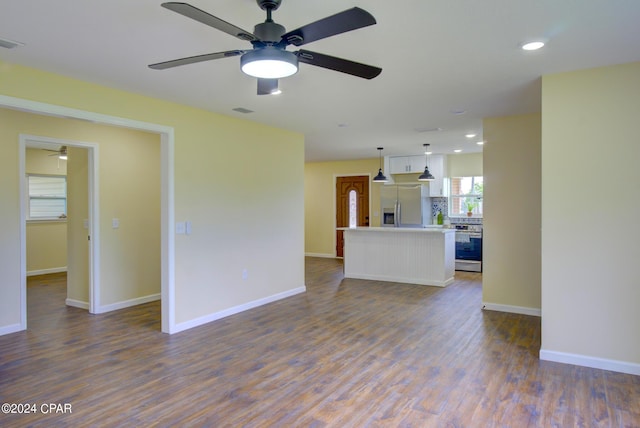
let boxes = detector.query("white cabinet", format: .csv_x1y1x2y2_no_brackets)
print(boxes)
388,155,425,174
427,154,446,197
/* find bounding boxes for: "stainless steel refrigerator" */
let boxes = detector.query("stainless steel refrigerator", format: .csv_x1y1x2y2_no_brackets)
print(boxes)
380,184,431,227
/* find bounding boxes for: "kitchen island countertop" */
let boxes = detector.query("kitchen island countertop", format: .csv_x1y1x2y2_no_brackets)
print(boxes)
337,226,455,233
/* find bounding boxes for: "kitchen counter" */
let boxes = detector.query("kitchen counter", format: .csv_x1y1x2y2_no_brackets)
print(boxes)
340,227,455,287
337,226,454,233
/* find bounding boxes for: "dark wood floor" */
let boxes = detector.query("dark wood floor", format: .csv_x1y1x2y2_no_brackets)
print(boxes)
1,259,639,427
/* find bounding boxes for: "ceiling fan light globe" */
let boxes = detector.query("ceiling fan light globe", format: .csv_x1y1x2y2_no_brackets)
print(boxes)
241,49,298,79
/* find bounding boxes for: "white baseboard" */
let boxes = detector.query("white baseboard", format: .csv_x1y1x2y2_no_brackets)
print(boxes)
540,349,640,376
27,267,67,276
65,299,89,310
482,302,541,317
95,293,161,314
305,252,335,258
173,286,306,334
0,323,23,336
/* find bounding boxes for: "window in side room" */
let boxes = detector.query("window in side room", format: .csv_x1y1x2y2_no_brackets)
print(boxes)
27,174,67,220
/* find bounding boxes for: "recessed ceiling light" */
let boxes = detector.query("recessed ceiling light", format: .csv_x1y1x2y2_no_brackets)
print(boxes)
476,141,485,145
454,149,462,153
270,89,282,95
521,41,545,51
465,133,477,138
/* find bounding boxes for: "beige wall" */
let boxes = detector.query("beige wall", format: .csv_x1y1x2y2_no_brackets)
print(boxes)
541,62,640,368
25,148,68,274
482,113,541,313
0,64,304,331
26,221,67,274
448,153,482,177
305,158,379,256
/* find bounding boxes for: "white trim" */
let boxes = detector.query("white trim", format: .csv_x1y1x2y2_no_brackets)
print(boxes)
2,94,175,335
0,324,23,336
27,267,67,276
95,294,161,314
482,302,541,317
65,299,89,310
161,132,175,333
304,252,335,259
19,143,27,331
540,349,640,376
173,286,306,334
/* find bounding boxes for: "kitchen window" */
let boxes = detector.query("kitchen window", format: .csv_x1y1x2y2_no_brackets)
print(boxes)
27,174,67,220
449,176,483,217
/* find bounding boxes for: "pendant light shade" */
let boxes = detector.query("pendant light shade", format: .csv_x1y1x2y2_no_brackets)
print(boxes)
373,147,388,183
418,143,435,181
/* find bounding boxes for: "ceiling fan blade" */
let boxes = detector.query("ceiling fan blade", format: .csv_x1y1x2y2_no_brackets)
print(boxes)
257,78,279,95
295,50,382,79
281,7,376,47
161,2,257,42
149,50,244,70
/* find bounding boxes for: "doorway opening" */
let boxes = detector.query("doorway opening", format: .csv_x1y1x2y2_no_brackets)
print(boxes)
2,94,176,334
20,136,97,320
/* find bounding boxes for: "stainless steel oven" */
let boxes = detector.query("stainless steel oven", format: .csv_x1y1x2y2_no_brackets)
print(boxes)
455,226,482,272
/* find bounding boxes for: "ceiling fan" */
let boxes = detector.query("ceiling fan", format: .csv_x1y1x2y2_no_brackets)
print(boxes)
45,146,68,159
149,0,382,95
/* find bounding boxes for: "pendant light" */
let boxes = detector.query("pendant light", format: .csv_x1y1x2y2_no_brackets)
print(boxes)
373,147,388,183
418,143,435,181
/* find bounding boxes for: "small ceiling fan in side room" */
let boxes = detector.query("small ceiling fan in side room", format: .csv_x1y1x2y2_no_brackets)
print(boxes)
149,0,382,95
44,146,68,159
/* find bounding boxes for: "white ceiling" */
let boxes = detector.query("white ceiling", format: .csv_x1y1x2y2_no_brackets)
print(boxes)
2,1,639,161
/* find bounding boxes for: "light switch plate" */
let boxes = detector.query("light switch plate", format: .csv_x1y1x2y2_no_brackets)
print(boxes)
112,218,119,229
175,222,185,234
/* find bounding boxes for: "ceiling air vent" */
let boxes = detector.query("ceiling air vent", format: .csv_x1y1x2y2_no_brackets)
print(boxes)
414,127,443,133
232,107,254,114
0,37,25,49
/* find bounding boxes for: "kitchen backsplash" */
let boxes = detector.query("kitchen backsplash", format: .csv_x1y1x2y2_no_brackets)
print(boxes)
430,197,483,225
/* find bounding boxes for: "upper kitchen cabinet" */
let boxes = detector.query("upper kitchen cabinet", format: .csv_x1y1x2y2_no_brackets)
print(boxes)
388,155,425,174
427,154,447,197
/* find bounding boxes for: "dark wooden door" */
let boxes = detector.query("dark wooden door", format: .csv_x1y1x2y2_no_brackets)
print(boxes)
336,176,370,257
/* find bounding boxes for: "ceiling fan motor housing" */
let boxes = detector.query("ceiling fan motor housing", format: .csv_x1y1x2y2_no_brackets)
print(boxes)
257,0,282,11
254,21,286,42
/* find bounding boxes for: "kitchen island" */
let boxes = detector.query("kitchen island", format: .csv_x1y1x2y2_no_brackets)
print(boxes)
340,227,456,287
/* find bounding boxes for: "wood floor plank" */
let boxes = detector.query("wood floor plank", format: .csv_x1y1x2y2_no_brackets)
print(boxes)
1,259,639,427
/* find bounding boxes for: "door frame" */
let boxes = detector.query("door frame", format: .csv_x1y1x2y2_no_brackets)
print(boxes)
20,135,99,316
2,94,176,334
333,173,372,258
